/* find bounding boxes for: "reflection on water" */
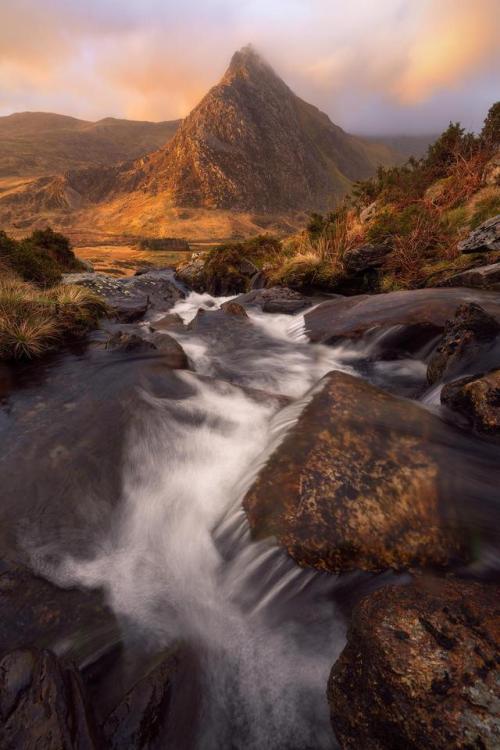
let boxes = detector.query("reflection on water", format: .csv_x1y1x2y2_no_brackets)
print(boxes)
75,244,194,276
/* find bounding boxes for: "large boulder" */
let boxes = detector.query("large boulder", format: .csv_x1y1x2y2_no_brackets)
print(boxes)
427,303,500,384
64,270,184,322
233,286,313,314
0,648,99,749
0,560,117,666
342,243,390,275
243,371,467,574
106,330,157,353
441,369,500,434
304,288,500,345
103,647,188,750
328,577,500,750
458,215,500,254
438,262,500,291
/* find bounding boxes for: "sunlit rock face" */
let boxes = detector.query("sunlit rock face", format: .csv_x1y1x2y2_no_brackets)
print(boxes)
328,577,500,750
243,370,469,574
115,46,390,213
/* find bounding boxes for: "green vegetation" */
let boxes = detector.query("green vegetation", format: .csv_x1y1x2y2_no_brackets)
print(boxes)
0,229,107,360
0,228,84,286
221,101,500,293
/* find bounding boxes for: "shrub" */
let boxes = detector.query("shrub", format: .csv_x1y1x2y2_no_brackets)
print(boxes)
0,228,83,286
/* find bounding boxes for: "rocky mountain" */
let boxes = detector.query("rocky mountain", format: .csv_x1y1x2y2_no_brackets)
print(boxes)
111,46,396,212
0,47,418,240
0,112,180,178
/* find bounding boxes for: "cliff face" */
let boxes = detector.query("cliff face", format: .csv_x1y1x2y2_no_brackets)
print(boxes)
114,46,394,212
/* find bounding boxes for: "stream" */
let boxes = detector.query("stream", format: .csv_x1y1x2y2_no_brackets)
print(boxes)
0,284,499,748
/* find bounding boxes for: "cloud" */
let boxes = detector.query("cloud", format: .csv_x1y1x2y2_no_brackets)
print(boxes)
0,0,497,133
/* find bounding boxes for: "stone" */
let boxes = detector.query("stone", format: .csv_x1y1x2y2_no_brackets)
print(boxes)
458,215,500,254
0,648,99,749
233,286,312,314
149,333,190,369
220,301,249,318
359,201,378,223
304,288,500,345
63,270,184,322
438,262,500,291
243,371,467,574
482,151,500,187
427,303,500,384
103,648,182,750
106,331,157,353
342,243,391,275
441,369,500,434
328,577,500,750
149,313,184,333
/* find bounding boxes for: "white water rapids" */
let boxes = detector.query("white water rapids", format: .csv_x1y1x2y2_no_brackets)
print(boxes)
41,292,364,748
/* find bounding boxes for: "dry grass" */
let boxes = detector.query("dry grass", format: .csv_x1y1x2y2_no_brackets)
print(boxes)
0,276,108,360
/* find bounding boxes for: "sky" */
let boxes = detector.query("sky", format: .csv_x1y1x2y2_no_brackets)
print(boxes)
0,0,498,135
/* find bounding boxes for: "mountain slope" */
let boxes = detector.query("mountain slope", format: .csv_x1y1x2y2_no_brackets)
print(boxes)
0,112,180,178
112,46,395,212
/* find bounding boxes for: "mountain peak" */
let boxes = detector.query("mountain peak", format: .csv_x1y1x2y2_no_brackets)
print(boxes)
226,45,273,80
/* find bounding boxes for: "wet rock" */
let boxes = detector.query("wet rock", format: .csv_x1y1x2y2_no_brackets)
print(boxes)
106,331,157,353
103,647,183,750
0,560,118,667
149,313,184,333
427,303,500,384
64,270,184,322
233,286,312,314
441,369,500,434
0,648,99,749
342,243,390,275
220,300,249,318
305,288,500,345
328,577,500,750
175,256,206,292
149,333,190,369
243,371,467,574
438,262,500,291
458,215,500,254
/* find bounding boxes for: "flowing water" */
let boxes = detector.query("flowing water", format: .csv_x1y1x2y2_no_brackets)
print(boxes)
1,287,499,748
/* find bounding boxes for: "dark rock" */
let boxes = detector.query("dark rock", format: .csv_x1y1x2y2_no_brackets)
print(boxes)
175,257,205,292
438,262,500,291
149,313,184,332
233,286,312,314
305,288,500,345
328,577,500,750
442,369,500,434
243,371,467,574
427,303,500,384
220,301,249,317
0,648,99,749
102,647,183,750
106,331,157,353
64,270,184,322
0,560,118,666
343,243,391,274
458,215,500,253
149,333,190,369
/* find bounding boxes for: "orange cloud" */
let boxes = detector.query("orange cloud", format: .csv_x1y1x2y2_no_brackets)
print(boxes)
393,0,498,104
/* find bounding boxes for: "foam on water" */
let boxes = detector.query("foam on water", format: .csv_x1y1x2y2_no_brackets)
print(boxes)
45,292,349,748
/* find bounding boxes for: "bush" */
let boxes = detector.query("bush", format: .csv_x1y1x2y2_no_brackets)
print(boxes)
0,228,83,286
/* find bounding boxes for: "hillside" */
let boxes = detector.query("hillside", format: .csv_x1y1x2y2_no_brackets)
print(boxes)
0,112,180,179
0,47,405,241
178,103,500,295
